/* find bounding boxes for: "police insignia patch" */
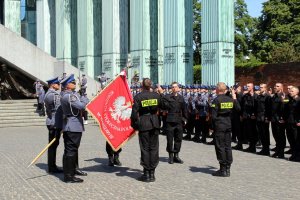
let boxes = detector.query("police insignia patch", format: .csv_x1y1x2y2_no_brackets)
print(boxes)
70,95,77,102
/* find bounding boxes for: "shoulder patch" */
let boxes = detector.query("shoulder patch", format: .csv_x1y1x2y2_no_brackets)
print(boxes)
70,94,77,102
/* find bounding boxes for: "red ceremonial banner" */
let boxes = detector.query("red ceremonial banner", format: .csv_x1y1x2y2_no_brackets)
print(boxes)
86,72,135,151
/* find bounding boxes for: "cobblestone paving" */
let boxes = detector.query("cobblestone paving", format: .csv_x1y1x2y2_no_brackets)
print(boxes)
0,125,299,200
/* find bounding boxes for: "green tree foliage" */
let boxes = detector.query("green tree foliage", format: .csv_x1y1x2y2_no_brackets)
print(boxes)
252,0,300,63
193,0,201,65
193,65,202,83
234,0,256,60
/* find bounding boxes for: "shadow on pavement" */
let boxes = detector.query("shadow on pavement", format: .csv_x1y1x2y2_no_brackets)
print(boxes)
159,157,169,163
82,157,142,180
31,163,64,181
189,166,217,175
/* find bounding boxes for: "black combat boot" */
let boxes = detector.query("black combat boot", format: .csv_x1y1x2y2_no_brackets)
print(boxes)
244,146,256,153
113,154,122,166
137,169,151,182
173,153,184,164
168,153,174,164
232,143,243,151
183,134,192,141
212,164,228,177
226,164,231,177
149,169,156,182
74,153,87,176
63,155,83,183
257,148,270,156
108,155,114,166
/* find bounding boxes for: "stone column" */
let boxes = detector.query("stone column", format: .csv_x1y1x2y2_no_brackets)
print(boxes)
55,0,77,67
157,0,164,84
102,0,128,80
163,0,193,85
201,0,235,86
77,0,102,78
130,0,158,83
4,0,21,35
36,0,56,56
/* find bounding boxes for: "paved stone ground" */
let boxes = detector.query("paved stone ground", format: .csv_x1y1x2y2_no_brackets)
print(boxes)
0,125,299,200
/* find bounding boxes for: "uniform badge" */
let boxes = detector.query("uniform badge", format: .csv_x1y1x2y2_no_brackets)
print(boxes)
70,95,77,102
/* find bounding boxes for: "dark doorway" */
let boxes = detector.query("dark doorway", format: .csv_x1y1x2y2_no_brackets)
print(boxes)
0,0,4,25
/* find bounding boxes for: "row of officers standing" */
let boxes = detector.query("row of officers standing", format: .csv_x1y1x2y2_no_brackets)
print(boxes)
42,73,300,183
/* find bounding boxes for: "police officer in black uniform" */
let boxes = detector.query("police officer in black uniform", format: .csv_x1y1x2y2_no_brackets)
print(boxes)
60,74,89,183
270,83,287,158
161,82,187,164
43,77,63,173
241,83,258,153
130,78,162,182
211,82,240,177
256,83,271,156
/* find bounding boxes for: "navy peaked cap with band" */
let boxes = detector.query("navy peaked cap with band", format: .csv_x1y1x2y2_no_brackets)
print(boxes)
60,74,75,87
46,77,60,85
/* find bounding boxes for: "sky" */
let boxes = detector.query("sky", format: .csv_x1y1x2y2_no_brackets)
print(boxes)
245,0,267,17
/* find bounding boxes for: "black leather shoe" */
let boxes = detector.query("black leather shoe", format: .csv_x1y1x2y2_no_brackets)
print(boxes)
207,140,215,145
173,153,184,164
244,146,256,153
149,170,156,182
232,144,243,151
212,170,228,177
48,167,63,174
75,169,87,176
192,137,202,143
137,170,150,182
271,152,284,159
168,153,174,164
64,176,84,183
257,150,270,156
113,156,122,166
183,135,192,141
270,147,277,152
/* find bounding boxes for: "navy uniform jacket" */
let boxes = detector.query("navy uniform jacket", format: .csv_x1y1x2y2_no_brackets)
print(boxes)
61,90,89,132
131,90,162,132
44,88,60,126
161,93,187,123
270,92,287,122
211,94,241,131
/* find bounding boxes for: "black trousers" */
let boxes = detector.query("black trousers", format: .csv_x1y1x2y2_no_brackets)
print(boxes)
232,115,242,143
257,121,270,151
271,122,286,153
47,126,61,167
286,123,297,153
295,127,300,159
106,142,122,156
186,114,195,136
166,122,183,153
138,129,159,170
244,118,258,148
63,131,82,157
214,129,233,165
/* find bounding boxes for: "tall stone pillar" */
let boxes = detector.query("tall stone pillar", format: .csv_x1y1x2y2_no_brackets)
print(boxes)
4,0,21,35
130,0,158,83
56,0,77,67
157,0,164,84
36,0,56,56
102,0,128,80
201,0,235,86
77,0,102,78
163,0,193,85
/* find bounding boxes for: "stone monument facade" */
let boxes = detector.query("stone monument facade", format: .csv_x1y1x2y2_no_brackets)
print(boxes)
201,0,235,86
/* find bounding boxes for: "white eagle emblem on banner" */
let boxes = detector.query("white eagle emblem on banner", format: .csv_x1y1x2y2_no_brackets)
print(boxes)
109,96,132,123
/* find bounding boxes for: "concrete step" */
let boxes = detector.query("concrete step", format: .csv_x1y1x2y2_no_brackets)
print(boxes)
0,104,37,109
0,99,37,104
0,108,38,113
0,118,46,124
0,112,41,117
0,122,45,128
0,115,46,120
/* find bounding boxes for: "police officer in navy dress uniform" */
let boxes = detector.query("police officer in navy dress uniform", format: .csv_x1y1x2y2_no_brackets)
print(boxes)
43,77,63,173
60,74,89,183
211,82,240,177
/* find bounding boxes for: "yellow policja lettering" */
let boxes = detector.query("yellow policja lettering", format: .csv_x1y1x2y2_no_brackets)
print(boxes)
141,99,158,107
220,102,233,109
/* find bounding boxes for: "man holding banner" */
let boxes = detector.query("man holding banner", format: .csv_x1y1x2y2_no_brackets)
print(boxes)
131,78,163,182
